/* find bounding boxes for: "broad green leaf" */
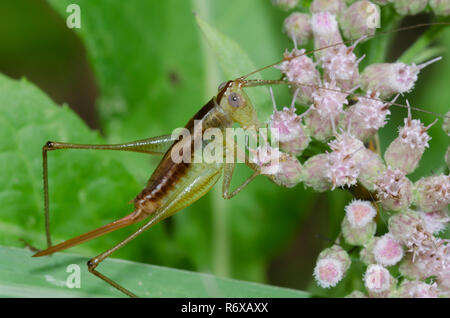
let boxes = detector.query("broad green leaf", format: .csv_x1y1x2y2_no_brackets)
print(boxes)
0,246,309,297
0,73,173,263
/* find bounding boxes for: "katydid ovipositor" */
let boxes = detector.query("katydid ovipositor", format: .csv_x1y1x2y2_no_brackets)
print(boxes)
32,22,449,297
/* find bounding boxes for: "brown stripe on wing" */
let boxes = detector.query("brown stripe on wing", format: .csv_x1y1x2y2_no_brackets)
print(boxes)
134,97,218,213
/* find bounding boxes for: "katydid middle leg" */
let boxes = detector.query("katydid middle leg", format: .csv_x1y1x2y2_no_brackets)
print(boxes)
222,162,260,199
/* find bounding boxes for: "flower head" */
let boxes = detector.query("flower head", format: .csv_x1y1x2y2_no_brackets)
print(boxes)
398,118,432,151
268,89,311,156
364,264,393,295
341,91,393,141
373,233,404,266
374,167,413,211
345,200,377,228
311,80,348,122
302,153,333,192
388,210,423,245
249,145,283,176
311,11,343,57
270,152,303,188
413,174,450,212
275,49,321,104
283,12,312,45
340,1,380,40
326,132,364,189
314,258,344,288
384,103,434,174
419,209,450,235
360,57,442,99
314,245,351,288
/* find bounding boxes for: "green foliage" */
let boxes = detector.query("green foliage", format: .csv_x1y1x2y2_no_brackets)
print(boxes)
0,246,308,297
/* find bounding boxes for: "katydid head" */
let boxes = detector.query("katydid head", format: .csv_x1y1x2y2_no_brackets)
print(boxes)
217,80,260,129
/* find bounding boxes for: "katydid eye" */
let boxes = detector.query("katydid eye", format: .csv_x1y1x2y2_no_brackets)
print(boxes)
228,92,242,107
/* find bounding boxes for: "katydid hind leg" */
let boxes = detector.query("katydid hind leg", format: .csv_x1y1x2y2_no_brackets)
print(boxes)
33,208,149,257
86,206,173,297
41,134,174,248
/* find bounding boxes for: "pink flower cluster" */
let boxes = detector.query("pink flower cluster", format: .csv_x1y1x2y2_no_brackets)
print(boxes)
269,0,449,298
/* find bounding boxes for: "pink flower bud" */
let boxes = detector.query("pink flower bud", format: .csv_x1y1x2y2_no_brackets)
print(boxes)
269,90,311,156
250,145,302,188
392,0,428,15
395,280,439,298
275,49,321,104
373,233,404,266
271,0,299,11
340,1,380,40
345,290,368,298
399,252,428,280
311,80,349,122
302,153,333,191
388,210,423,245
419,209,450,235
364,264,394,296
311,12,343,58
249,145,283,176
327,132,365,188
340,91,394,141
360,237,380,265
374,167,413,211
320,41,363,91
270,152,304,188
303,108,336,142
413,174,450,212
345,200,377,228
430,0,450,16
360,57,443,99
342,216,376,245
283,12,312,45
310,0,346,16
384,104,434,174
314,245,351,288
356,148,386,191
314,259,344,288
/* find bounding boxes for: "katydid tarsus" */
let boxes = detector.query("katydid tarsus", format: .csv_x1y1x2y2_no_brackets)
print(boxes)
32,22,450,297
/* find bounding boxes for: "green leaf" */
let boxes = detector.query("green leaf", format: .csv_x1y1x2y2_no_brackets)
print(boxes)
0,73,173,263
0,246,309,297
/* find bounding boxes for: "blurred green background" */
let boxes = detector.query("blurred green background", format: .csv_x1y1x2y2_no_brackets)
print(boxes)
0,0,448,297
